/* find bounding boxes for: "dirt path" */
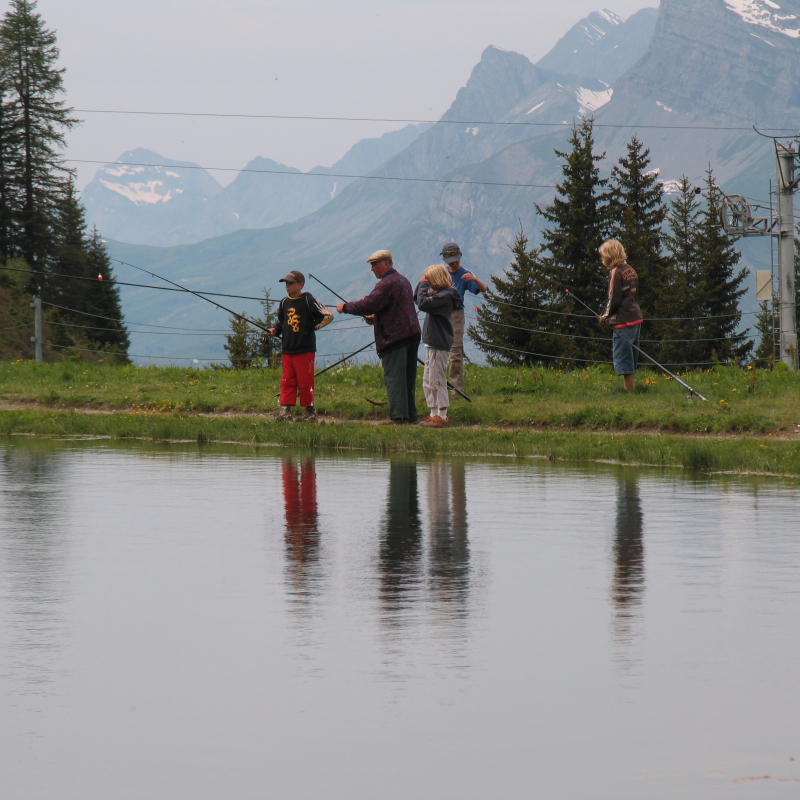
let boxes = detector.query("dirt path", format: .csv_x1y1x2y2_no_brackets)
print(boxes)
2,400,800,442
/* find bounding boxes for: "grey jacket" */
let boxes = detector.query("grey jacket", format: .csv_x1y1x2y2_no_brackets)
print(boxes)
414,281,461,350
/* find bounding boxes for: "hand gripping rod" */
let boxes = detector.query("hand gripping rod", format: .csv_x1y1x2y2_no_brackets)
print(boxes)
309,272,472,402
564,289,708,401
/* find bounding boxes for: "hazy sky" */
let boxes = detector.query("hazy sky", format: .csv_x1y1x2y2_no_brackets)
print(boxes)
43,0,654,189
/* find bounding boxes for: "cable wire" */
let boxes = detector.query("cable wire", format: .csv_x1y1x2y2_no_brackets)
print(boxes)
465,313,751,343
68,158,558,190
0,322,33,333
73,107,799,133
42,301,231,331
1,345,34,360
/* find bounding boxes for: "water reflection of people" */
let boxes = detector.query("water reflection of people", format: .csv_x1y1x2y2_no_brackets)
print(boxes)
611,473,645,665
378,459,423,625
281,458,321,605
427,460,469,617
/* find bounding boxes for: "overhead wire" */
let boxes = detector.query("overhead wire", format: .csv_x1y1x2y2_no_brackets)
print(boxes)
73,107,799,133
68,158,558,190
464,312,751,343
0,322,33,333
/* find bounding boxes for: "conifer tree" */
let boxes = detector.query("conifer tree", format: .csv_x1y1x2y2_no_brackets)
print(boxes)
0,0,77,286
695,169,751,364
754,300,776,367
84,227,129,356
536,118,610,364
468,229,560,365
660,177,704,365
608,135,668,301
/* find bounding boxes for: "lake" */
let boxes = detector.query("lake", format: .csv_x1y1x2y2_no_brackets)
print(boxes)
1,438,799,799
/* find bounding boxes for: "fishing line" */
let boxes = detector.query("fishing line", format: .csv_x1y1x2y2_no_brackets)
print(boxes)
565,289,708,400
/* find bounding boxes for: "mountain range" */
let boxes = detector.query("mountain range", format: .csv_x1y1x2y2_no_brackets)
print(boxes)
101,0,800,364
81,124,428,247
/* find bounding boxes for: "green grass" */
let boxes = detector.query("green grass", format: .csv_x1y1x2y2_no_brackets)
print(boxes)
1,408,799,476
1,359,799,435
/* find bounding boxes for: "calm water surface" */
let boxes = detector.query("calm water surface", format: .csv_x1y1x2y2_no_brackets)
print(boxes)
1,438,799,799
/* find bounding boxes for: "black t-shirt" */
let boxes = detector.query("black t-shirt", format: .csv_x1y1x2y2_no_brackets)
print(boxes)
274,292,330,354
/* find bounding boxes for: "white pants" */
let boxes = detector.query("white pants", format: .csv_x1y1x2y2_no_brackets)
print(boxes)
423,346,449,411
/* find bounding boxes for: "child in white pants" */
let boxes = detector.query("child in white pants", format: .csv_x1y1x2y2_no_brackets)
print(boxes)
414,264,461,428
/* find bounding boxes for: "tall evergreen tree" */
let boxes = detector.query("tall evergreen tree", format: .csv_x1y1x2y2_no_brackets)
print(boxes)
536,118,610,364
469,229,561,365
608,135,668,300
48,183,129,359
660,177,704,365
695,169,751,364
0,0,77,288
0,70,23,266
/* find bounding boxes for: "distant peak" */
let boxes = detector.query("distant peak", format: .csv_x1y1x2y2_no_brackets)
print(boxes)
597,9,624,25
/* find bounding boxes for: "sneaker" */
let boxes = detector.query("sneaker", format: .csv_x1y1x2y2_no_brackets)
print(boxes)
418,416,437,427
277,406,294,422
430,415,450,428
299,407,318,423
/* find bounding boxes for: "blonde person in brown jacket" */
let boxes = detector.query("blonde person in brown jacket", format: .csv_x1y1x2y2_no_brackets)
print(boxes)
598,240,643,393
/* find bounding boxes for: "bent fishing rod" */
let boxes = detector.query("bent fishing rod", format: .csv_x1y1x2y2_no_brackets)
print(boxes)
564,289,708,401
110,257,276,337
308,272,473,402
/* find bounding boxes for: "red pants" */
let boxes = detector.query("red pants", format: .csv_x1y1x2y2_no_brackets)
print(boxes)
280,351,316,406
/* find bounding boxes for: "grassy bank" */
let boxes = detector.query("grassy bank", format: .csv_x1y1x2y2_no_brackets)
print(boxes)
2,408,800,476
1,359,800,434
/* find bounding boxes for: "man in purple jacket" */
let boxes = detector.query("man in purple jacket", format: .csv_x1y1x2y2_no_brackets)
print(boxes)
336,250,421,424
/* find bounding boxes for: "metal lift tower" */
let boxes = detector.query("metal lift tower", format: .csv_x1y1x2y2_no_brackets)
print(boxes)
721,137,799,370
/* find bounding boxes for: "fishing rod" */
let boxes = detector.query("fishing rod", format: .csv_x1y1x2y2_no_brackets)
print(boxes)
110,257,275,336
309,272,473,402
564,289,708,401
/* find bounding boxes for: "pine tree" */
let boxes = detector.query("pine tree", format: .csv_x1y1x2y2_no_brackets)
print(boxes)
84,227,129,357
0,0,77,287
224,315,257,369
608,136,668,296
468,229,561,365
0,70,23,266
754,300,776,367
536,118,610,364
660,177,704,365
695,169,752,364
47,185,129,360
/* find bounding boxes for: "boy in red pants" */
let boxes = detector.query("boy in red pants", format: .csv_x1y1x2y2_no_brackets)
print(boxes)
268,271,333,422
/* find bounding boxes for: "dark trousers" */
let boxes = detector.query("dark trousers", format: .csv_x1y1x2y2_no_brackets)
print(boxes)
380,335,420,422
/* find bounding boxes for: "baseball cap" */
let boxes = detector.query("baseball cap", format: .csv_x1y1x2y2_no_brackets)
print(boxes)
366,249,392,264
279,270,305,284
440,242,462,264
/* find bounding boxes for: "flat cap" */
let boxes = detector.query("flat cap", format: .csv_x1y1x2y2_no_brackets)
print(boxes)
366,249,392,264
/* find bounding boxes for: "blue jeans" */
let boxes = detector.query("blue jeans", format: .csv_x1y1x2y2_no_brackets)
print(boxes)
612,324,641,375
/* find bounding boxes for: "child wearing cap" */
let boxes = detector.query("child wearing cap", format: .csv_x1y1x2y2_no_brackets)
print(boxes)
268,271,333,421
414,264,461,428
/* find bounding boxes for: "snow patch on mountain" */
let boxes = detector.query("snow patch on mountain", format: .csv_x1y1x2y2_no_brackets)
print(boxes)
576,86,613,115
724,0,800,38
100,179,176,205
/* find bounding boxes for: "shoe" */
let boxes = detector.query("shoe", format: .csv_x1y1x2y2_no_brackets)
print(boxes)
430,415,450,428
299,407,318,423
418,416,437,427
277,406,294,421
390,418,410,425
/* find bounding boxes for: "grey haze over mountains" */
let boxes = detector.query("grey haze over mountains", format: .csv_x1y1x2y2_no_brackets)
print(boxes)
105,0,800,363
81,124,428,247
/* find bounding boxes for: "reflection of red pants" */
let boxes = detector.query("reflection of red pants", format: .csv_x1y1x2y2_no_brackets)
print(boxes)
280,351,316,406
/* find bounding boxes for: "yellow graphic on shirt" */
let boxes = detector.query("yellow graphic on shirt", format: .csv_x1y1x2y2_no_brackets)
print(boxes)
287,307,301,333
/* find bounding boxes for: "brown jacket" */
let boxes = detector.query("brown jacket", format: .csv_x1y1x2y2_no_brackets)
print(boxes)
602,263,642,328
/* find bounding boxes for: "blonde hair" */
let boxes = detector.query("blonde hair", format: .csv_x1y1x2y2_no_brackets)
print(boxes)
424,263,453,290
599,239,627,268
